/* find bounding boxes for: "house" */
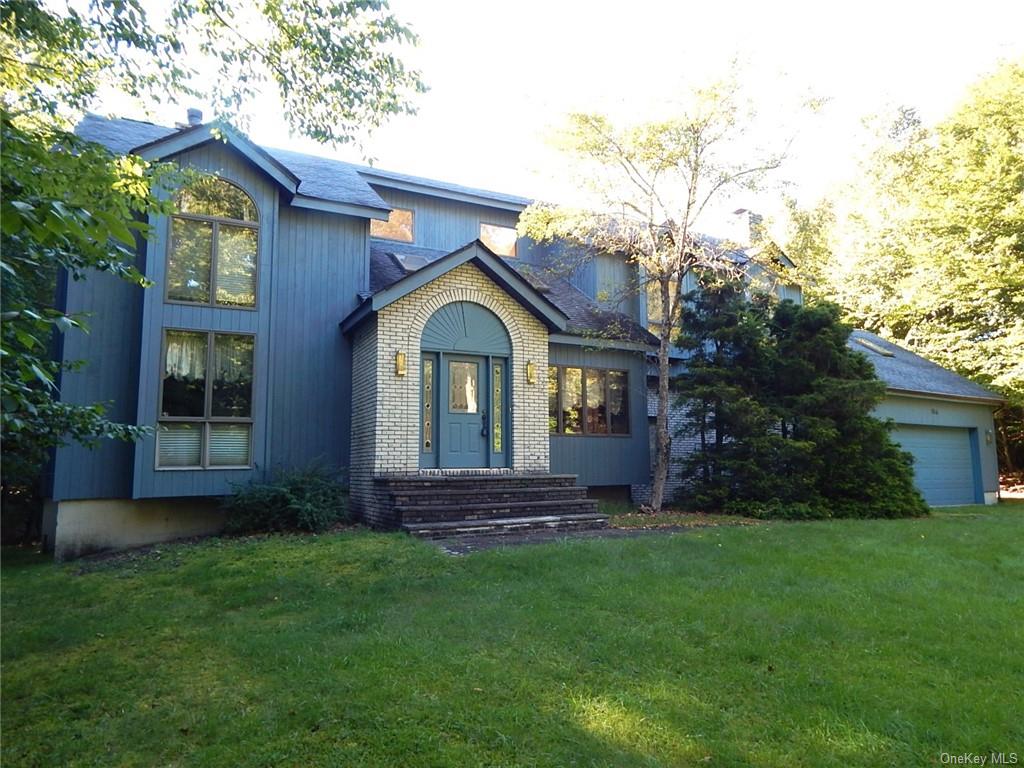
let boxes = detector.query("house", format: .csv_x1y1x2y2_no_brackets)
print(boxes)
42,113,1003,559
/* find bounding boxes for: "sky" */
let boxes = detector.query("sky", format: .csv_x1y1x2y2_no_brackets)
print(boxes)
116,0,1024,236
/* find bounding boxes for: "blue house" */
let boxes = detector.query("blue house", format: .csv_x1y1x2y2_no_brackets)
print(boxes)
43,113,1004,559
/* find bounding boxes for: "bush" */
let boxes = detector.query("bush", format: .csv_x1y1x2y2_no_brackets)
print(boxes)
674,286,929,520
724,498,832,520
222,466,349,534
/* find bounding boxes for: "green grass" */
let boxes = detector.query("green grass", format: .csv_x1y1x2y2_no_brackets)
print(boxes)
3,504,1023,767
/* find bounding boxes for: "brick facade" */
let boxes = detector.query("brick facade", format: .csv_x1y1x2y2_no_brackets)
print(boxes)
630,384,704,506
350,263,551,524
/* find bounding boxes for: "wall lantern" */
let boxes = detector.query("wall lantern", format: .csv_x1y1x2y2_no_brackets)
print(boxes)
525,360,536,385
985,429,993,445
395,350,407,377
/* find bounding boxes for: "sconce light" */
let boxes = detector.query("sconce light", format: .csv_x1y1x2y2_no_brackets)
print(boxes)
525,360,536,385
985,429,993,445
395,350,407,377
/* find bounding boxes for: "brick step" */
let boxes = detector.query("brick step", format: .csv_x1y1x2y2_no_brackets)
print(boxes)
375,473,579,492
402,512,609,539
389,485,589,507
397,498,599,524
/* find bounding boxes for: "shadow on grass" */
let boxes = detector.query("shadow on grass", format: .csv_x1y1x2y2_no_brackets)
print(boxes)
3,514,1023,766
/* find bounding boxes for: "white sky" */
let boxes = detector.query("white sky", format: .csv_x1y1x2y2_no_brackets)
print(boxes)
115,0,1024,235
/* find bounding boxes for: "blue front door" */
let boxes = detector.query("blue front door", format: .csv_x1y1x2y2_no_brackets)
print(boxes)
442,355,488,468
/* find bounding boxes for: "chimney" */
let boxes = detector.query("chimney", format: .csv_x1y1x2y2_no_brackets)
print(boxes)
186,107,203,127
731,208,764,247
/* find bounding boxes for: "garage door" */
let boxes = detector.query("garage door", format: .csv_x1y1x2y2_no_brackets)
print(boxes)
891,425,979,506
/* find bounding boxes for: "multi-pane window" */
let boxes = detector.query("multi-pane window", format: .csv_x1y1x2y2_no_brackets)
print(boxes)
480,222,517,258
370,207,414,242
167,177,258,308
158,330,254,468
548,366,629,436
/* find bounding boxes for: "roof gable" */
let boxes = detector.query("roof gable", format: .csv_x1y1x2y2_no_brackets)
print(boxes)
132,122,301,195
342,240,568,334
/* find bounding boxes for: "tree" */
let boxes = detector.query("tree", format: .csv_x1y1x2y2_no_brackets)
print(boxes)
0,0,424,502
766,301,926,518
674,281,927,519
519,76,785,510
673,271,784,509
785,61,1024,473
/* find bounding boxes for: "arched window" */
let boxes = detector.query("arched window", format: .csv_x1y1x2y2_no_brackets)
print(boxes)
166,176,259,308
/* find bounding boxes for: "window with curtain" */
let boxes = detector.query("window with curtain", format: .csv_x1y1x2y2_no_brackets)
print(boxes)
548,365,630,436
158,330,254,468
167,176,259,308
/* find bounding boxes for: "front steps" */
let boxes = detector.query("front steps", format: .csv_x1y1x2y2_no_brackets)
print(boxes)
373,473,606,538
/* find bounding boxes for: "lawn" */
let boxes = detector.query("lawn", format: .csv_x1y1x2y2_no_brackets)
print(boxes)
3,504,1022,767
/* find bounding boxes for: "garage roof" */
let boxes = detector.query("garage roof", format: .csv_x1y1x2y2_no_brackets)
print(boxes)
849,330,1004,404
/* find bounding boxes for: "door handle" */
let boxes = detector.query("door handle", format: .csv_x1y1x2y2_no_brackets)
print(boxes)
480,410,489,437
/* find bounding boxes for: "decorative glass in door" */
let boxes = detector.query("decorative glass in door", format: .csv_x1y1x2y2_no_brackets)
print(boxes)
448,361,478,413
492,362,503,453
422,357,433,451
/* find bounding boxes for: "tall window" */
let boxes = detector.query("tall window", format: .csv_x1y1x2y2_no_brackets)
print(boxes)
158,330,254,468
370,207,414,242
480,222,517,257
167,177,259,308
548,366,629,436
645,277,678,334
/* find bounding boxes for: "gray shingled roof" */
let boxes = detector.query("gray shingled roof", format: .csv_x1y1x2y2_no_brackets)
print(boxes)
368,239,655,345
358,165,531,208
848,330,1003,402
75,114,528,212
76,114,175,154
263,146,388,209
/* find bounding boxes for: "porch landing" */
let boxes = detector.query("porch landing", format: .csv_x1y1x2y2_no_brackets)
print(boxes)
372,473,607,538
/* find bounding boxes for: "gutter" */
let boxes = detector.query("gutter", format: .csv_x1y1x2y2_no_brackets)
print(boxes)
884,387,1006,406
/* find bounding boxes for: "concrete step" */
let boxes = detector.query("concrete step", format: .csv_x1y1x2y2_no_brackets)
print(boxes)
402,512,609,539
375,473,580,492
396,498,599,524
389,485,589,507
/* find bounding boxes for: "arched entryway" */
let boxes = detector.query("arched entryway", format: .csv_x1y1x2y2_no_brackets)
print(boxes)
420,302,511,469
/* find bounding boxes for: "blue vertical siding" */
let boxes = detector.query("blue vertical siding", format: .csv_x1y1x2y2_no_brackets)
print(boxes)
548,344,650,486
51,269,143,500
266,207,367,473
594,252,639,318
132,143,278,498
371,188,519,253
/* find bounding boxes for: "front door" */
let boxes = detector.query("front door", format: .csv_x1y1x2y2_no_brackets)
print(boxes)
442,355,489,468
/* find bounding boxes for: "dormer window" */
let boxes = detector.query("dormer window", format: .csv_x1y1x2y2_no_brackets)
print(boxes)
370,207,414,242
166,176,259,308
480,222,517,258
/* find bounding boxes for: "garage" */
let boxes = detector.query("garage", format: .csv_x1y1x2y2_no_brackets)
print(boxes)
848,330,1003,507
890,425,979,506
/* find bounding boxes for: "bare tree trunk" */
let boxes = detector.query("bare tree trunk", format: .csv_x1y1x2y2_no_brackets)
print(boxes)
649,278,673,512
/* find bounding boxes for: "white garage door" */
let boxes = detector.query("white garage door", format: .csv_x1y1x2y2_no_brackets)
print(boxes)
891,425,978,506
